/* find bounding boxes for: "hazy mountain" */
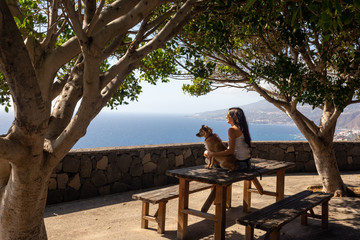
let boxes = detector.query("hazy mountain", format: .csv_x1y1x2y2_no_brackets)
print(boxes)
191,100,360,130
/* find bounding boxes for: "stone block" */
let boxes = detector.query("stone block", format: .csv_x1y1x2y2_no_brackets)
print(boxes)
168,153,176,167
91,170,107,187
80,181,98,199
183,148,192,159
143,162,157,173
63,156,80,173
119,154,132,172
96,156,108,170
142,153,151,165
161,150,167,159
106,165,121,183
68,173,81,190
130,162,143,177
80,155,92,178
48,178,57,190
175,155,184,167
286,146,295,153
57,173,68,189
156,160,168,175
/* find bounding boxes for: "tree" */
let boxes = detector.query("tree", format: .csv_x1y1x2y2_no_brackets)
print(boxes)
0,0,210,238
170,0,360,194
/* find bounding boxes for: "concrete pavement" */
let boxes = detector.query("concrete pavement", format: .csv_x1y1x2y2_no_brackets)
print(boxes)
44,172,360,240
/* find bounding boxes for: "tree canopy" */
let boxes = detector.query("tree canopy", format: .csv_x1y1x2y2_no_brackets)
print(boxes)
152,0,360,194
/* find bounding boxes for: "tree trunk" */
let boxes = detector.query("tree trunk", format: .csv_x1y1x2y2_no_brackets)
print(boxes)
308,139,346,194
0,159,51,240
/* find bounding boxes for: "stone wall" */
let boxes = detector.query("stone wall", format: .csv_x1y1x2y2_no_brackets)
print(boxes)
47,141,360,204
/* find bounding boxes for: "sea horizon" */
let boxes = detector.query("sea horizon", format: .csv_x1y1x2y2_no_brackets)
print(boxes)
72,112,305,149
0,111,306,150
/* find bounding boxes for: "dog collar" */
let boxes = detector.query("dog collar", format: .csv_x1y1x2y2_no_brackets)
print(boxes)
205,134,213,141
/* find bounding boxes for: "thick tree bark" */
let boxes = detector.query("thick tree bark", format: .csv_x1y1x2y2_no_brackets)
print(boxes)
0,1,202,239
308,139,346,193
0,157,51,240
288,107,347,194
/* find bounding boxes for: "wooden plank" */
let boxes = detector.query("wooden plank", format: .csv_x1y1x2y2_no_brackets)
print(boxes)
237,191,332,232
182,208,217,221
132,181,212,204
251,177,264,195
166,159,295,186
248,189,277,197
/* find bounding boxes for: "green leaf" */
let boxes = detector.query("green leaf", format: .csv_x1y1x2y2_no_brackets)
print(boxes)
244,0,257,11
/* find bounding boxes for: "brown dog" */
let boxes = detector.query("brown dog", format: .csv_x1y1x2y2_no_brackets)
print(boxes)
196,125,237,171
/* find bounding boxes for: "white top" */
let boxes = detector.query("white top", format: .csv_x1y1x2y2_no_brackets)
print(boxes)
233,135,250,160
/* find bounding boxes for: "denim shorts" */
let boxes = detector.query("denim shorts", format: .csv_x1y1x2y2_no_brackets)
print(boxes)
237,158,251,170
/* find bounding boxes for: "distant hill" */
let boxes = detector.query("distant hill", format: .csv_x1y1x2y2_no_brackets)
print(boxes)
191,100,360,130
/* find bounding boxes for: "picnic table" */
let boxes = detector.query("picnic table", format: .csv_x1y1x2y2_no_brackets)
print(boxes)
166,158,295,240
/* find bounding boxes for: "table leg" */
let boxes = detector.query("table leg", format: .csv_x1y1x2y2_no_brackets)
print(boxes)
276,169,285,201
177,178,189,240
226,184,232,209
243,180,252,212
214,184,227,240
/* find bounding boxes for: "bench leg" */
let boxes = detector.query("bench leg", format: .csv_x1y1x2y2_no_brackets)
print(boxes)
322,200,329,229
301,213,308,226
157,201,167,234
269,229,280,240
245,226,254,240
276,169,285,202
141,201,149,229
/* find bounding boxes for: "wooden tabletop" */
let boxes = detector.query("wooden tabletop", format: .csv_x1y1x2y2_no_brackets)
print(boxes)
166,158,295,185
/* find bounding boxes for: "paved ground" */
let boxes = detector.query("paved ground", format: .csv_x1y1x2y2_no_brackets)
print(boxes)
44,172,360,240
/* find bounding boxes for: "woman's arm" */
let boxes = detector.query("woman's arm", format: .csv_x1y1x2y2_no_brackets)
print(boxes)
207,128,237,158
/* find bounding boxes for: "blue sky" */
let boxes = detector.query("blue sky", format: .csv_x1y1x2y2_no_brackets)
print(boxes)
113,79,262,114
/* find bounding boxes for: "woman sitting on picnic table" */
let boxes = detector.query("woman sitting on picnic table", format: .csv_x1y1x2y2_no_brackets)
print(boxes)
205,107,252,170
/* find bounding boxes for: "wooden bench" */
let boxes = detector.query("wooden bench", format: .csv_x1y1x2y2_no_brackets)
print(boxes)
132,181,212,234
236,190,333,240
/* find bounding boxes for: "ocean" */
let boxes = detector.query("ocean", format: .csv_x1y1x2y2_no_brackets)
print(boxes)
72,112,304,149
0,111,304,149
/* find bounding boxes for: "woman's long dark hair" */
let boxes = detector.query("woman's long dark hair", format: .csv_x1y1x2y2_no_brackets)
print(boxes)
228,107,251,147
